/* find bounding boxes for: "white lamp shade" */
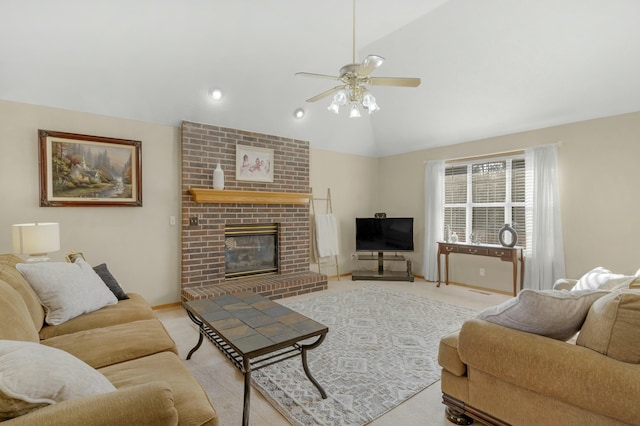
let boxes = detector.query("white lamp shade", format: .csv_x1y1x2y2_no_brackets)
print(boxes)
12,223,60,258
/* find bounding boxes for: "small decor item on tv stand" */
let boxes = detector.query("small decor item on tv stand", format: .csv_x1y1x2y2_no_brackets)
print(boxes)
498,224,518,247
374,212,387,218
213,163,225,189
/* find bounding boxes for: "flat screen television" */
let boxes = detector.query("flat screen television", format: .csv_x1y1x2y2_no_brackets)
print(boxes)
355,217,414,252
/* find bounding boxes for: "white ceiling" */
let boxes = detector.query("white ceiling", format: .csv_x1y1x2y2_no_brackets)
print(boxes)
1,0,640,157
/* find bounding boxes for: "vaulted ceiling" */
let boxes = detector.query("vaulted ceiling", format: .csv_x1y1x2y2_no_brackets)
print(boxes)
2,1,639,156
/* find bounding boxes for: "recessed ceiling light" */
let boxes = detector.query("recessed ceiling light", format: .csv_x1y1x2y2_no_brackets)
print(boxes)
293,108,305,119
208,88,223,101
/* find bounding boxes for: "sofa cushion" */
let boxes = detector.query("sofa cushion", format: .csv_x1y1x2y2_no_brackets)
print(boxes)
576,289,640,363
574,267,637,291
93,263,129,300
100,351,218,426
0,280,39,343
0,255,44,332
43,319,178,369
0,340,115,420
16,259,117,325
476,289,608,341
39,293,157,340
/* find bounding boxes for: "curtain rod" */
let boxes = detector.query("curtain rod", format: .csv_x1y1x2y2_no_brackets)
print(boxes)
424,142,563,164
423,149,525,164
445,149,524,164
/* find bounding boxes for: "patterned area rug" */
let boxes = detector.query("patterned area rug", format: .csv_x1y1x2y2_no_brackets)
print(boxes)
251,285,477,425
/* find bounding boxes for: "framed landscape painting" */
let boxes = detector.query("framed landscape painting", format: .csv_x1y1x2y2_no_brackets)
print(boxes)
39,130,142,207
235,144,274,183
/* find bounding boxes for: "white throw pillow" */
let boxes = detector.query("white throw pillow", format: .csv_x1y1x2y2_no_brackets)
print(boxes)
573,267,636,291
477,289,608,341
16,259,117,325
0,340,115,416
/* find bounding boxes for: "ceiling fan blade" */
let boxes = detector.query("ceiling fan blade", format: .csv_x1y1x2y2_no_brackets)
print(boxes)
369,77,421,87
358,55,385,76
305,85,345,103
296,72,341,81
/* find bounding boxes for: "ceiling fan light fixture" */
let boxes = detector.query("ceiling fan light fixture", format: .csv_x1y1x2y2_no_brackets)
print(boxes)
327,102,340,114
362,91,379,114
349,103,361,118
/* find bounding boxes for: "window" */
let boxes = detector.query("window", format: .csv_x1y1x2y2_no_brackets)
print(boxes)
444,156,526,247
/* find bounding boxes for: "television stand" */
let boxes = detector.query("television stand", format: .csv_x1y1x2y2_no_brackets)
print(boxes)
352,252,414,282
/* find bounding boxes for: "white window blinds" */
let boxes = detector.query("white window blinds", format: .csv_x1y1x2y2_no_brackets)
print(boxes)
443,156,526,247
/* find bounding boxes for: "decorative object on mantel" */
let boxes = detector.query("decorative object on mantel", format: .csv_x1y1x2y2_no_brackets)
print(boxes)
450,231,458,243
498,223,518,247
212,163,225,189
235,144,274,183
38,129,142,207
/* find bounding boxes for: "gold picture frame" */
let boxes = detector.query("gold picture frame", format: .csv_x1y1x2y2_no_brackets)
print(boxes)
65,250,86,263
39,129,142,207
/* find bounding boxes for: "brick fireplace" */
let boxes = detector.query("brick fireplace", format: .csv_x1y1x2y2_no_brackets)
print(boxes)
180,121,327,301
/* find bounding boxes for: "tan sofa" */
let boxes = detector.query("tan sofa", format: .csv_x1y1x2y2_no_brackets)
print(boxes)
0,254,218,425
438,288,640,426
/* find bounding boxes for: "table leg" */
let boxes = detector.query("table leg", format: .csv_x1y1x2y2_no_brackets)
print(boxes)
512,255,518,296
437,250,441,287
242,357,251,426
185,310,205,360
444,253,450,285
300,334,328,399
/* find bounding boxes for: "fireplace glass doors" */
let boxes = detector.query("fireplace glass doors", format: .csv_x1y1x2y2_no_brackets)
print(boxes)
225,224,278,279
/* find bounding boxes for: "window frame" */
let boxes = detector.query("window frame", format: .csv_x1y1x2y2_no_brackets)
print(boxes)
443,154,526,247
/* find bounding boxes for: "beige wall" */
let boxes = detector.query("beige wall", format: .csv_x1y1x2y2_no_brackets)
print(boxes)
309,149,379,276
2,98,639,302
0,100,182,305
379,112,640,292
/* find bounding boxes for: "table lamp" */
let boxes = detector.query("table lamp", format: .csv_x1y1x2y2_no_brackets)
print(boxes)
12,222,60,262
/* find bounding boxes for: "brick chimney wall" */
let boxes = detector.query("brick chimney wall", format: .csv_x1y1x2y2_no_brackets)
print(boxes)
180,121,325,300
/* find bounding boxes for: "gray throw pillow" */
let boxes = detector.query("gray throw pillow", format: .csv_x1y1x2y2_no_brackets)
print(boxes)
477,289,608,341
93,263,129,300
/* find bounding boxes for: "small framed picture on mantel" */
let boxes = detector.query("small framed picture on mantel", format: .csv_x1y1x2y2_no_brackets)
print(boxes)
235,144,274,183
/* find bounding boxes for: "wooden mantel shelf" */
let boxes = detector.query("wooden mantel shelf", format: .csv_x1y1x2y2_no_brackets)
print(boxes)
189,188,311,205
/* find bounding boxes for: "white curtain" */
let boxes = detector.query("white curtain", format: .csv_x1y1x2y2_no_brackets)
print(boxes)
524,144,566,290
423,160,445,281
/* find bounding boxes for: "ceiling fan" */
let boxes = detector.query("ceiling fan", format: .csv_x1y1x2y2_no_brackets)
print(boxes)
295,0,421,117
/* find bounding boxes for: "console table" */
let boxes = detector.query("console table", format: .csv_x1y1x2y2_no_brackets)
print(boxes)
437,242,524,296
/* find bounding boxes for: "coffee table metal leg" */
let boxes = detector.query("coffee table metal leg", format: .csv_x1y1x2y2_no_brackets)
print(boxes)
242,357,251,426
185,311,205,360
301,333,327,399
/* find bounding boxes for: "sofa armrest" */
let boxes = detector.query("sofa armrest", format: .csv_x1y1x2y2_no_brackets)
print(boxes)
438,331,466,376
458,319,640,425
3,382,178,426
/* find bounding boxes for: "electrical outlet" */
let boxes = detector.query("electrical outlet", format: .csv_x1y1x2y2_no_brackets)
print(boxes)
189,216,199,226
479,268,485,277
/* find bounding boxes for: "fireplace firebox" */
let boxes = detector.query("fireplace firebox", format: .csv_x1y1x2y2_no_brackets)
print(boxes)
225,224,278,279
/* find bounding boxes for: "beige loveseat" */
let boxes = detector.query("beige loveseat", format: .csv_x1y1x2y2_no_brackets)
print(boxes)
0,254,218,425
438,285,640,426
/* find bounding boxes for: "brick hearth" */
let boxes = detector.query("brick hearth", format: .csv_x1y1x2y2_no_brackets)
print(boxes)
180,121,327,301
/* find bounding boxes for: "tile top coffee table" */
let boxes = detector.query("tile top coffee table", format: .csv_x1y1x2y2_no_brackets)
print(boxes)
183,291,328,426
